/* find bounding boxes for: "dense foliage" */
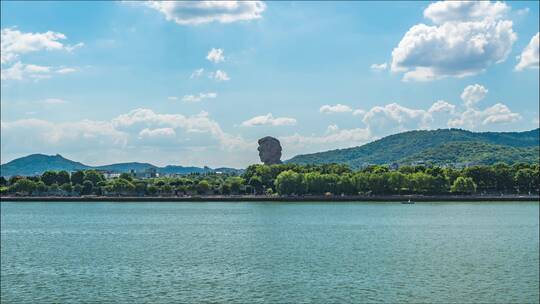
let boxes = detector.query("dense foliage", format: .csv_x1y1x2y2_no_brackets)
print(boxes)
1,163,538,197
288,128,540,168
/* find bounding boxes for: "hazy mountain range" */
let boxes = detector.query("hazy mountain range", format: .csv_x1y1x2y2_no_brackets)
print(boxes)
1,128,539,176
0,154,243,177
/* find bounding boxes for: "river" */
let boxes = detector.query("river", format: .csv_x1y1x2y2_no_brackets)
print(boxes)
1,201,538,303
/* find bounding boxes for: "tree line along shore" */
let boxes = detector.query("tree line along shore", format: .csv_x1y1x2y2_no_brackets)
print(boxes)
1,163,539,199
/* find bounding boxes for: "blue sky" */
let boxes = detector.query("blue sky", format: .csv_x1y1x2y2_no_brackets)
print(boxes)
1,1,539,167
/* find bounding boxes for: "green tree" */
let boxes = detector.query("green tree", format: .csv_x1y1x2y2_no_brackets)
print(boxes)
492,163,514,193
515,168,537,194
35,181,48,193
304,172,325,195
275,170,305,195
248,176,263,194
147,185,158,196
73,184,83,195
196,180,210,195
61,183,73,194
227,177,244,194
463,166,496,193
387,172,406,194
41,171,58,186
82,180,94,195
71,171,84,185
8,176,23,186
353,172,370,194
56,171,70,185
111,178,135,195
367,173,391,194
160,184,173,196
48,183,60,194
119,173,133,181
134,181,148,196
0,176,7,186
12,179,36,195
338,174,356,195
451,177,477,194
84,170,104,185
220,183,231,195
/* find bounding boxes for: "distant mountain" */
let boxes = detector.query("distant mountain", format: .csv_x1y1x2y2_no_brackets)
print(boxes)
0,154,90,177
287,128,540,168
94,162,157,173
0,154,242,177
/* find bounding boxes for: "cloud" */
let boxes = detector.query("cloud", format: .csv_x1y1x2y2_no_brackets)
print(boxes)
352,109,366,116
1,27,82,64
391,1,516,81
319,104,353,114
167,96,178,101
138,127,176,138
1,108,254,165
56,67,77,74
515,32,539,71
423,1,509,24
358,86,518,137
206,48,225,63
241,113,297,127
181,92,217,103
1,62,49,80
428,100,456,114
209,70,230,81
460,84,488,108
111,108,248,150
0,118,128,155
146,1,266,25
370,62,388,71
190,68,204,79
362,103,434,136
448,103,521,128
280,126,372,156
1,61,78,81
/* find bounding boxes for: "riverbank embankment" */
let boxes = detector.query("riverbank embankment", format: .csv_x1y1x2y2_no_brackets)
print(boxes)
1,195,538,202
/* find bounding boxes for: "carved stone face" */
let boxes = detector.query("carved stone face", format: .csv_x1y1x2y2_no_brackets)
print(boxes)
257,136,282,165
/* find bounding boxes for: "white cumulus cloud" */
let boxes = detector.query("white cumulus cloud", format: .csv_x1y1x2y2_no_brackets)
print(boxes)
1,62,78,81
515,32,539,71
449,103,521,128
209,70,230,81
181,92,217,103
206,48,225,63
423,1,509,24
241,113,297,127
138,127,176,138
146,1,266,25
1,27,82,64
391,1,516,81
460,84,488,108
319,104,353,114
370,62,388,71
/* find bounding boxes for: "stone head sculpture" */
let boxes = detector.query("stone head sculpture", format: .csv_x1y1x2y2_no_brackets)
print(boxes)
257,136,282,165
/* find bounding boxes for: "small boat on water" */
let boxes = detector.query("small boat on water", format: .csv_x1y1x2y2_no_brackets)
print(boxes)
402,198,415,204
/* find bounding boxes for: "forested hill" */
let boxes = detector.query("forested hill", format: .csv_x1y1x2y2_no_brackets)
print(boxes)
287,128,540,168
0,154,241,177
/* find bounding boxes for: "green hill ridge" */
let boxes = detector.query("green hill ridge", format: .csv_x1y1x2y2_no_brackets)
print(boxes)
287,128,540,168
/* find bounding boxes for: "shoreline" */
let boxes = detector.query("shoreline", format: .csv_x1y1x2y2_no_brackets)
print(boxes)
1,195,539,202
